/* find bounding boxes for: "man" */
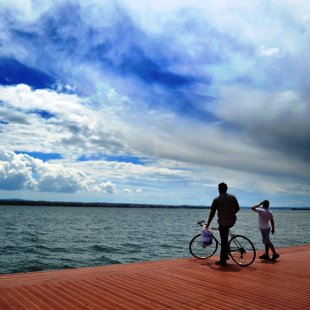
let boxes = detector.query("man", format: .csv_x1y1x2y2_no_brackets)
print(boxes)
206,182,240,266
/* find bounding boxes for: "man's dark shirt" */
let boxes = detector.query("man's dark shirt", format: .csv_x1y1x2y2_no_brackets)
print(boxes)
211,193,240,226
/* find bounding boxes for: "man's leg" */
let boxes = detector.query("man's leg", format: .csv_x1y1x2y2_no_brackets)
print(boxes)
219,225,230,262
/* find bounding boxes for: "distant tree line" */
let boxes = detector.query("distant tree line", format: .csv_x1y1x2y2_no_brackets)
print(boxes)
0,199,208,209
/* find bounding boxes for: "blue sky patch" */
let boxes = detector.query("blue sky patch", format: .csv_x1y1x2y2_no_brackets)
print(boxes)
15,151,63,162
105,155,145,165
0,57,55,89
29,109,56,120
119,46,195,88
0,120,9,125
78,154,145,165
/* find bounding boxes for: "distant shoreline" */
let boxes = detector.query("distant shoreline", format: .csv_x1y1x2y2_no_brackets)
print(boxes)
0,199,209,209
291,207,310,210
0,199,308,209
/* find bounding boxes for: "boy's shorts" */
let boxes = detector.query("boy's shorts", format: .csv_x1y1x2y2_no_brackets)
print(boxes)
260,228,271,244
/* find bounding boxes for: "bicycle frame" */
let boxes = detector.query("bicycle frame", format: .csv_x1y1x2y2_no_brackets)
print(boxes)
210,228,234,247
190,221,256,266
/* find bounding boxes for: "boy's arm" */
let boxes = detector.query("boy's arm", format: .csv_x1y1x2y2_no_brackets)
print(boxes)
270,218,275,234
251,202,263,212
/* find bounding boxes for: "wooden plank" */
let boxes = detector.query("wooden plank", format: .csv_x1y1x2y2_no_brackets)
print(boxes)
0,245,309,309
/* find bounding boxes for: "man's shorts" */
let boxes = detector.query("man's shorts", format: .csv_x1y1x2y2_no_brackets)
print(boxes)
260,228,271,244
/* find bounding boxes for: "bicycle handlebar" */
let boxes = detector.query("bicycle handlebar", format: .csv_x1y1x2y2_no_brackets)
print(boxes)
196,220,218,230
197,220,205,226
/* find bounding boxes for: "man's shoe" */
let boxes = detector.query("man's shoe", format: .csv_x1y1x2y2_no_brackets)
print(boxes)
271,253,280,261
215,260,227,266
259,254,270,260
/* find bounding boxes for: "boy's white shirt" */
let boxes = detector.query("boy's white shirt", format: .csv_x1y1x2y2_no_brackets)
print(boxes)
256,208,273,229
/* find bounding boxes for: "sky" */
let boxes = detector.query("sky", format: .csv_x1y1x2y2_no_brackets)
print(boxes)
0,0,309,208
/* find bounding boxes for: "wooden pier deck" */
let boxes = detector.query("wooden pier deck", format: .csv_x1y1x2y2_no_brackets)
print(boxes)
0,245,309,309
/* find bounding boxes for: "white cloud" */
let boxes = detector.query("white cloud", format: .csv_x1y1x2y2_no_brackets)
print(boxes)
0,84,86,114
213,87,308,123
0,151,37,190
91,181,116,193
1,83,309,188
0,84,130,157
259,46,282,57
0,151,116,193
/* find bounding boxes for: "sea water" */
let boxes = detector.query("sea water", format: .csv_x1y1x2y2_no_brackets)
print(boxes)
0,205,309,274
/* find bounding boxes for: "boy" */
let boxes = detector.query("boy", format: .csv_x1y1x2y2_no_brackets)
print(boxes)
251,200,280,261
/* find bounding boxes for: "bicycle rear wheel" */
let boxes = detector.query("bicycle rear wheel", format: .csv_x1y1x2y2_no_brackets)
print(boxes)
189,234,218,259
229,235,256,266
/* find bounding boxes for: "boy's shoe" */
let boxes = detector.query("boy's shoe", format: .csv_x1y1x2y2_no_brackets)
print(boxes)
271,253,280,261
259,254,270,260
215,260,227,267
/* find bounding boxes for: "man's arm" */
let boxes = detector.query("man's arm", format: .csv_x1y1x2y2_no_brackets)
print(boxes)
234,197,240,214
206,207,216,228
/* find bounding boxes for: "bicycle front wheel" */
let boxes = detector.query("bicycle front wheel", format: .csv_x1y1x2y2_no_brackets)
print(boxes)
229,235,256,266
189,234,218,259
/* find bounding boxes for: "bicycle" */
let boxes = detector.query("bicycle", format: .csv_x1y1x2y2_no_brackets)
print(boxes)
189,220,256,266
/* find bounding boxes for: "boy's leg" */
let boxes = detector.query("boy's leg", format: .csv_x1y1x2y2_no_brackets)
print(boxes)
265,230,277,255
269,242,276,254
269,242,280,260
259,229,271,259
